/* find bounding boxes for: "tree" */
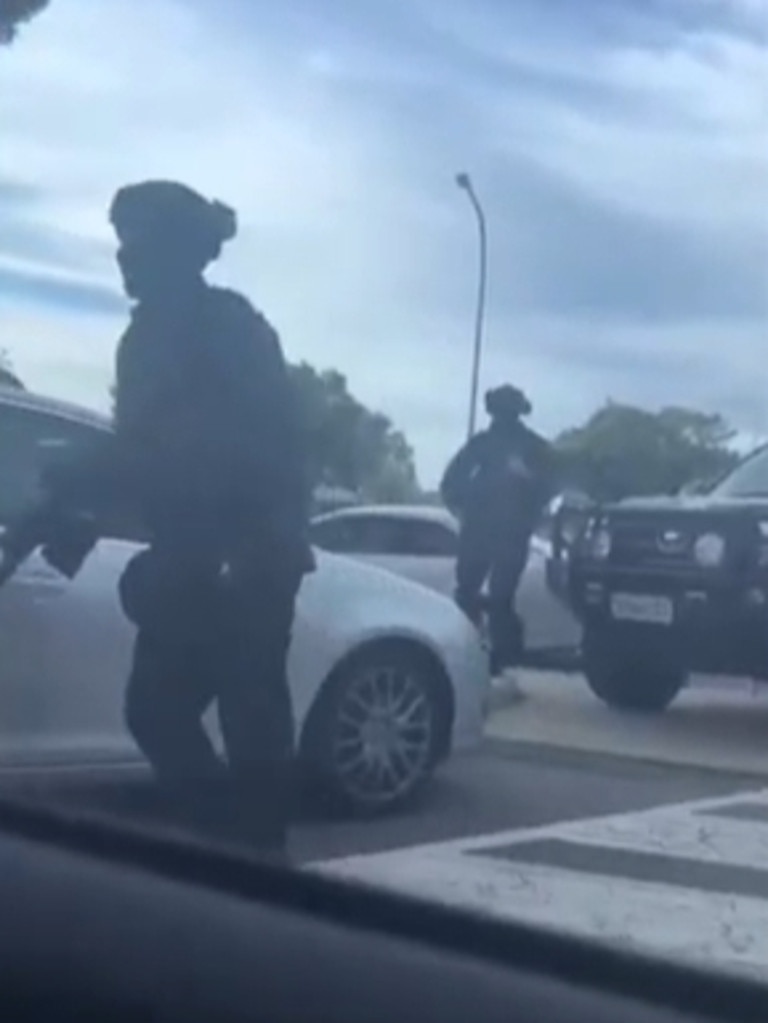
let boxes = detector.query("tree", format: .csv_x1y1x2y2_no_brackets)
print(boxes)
555,402,739,502
107,359,420,503
289,362,419,503
0,0,50,44
0,348,24,389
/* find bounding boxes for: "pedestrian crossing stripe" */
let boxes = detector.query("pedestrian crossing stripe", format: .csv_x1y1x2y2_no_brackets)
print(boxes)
311,789,768,981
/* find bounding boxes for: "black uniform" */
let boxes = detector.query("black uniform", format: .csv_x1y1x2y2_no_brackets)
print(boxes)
114,282,312,856
441,410,553,674
0,181,313,859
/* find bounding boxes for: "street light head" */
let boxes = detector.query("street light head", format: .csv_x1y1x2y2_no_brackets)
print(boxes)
455,172,471,191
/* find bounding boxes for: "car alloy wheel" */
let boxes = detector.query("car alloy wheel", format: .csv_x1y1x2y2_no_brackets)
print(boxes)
329,656,437,810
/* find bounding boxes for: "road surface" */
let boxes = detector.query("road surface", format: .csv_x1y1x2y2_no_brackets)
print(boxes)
6,672,768,980
2,736,753,862
309,676,768,981
297,742,755,863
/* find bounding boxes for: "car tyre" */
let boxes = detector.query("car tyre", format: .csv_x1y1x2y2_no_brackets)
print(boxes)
301,643,447,816
583,625,686,713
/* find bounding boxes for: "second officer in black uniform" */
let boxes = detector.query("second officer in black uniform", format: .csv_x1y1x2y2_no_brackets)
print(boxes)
441,384,554,691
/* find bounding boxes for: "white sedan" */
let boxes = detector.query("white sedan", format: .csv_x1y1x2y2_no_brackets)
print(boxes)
0,388,489,813
310,504,581,655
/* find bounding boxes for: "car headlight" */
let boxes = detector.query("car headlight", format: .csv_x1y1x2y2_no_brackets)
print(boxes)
591,526,612,560
693,532,725,567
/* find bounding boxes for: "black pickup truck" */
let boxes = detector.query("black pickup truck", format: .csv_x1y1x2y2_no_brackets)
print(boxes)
553,444,768,712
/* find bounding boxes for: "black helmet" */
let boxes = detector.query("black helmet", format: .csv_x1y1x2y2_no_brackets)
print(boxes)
110,180,237,266
484,384,532,421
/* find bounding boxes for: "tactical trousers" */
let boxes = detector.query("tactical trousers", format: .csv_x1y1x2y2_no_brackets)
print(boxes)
123,564,300,860
455,527,531,675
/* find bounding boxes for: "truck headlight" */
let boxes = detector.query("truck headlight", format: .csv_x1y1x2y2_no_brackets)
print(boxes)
591,527,612,560
693,532,725,567
758,523,768,567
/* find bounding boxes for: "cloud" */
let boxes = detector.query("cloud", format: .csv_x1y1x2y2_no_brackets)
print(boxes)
477,154,768,323
0,261,123,316
0,0,766,485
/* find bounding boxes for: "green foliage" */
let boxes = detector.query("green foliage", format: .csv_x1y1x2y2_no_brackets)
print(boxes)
0,348,24,388
108,359,419,502
289,362,419,503
555,401,739,502
0,0,50,44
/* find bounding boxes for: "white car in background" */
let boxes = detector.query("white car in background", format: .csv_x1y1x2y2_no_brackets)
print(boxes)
0,389,489,814
310,504,581,656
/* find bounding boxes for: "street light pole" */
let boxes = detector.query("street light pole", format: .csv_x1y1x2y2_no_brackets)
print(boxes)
456,172,487,441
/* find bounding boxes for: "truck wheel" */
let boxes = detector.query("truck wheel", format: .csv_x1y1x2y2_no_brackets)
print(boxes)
583,626,686,713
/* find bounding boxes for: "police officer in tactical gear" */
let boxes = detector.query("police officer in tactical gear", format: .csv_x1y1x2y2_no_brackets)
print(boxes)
110,180,313,859
440,384,554,685
1,180,313,860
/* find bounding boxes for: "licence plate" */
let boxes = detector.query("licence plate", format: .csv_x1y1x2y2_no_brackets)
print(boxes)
610,593,674,626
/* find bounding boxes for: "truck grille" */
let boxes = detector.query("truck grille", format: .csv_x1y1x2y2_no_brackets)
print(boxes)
611,521,695,570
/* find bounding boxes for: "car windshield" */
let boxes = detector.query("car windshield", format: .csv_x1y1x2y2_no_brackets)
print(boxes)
712,447,768,498
2,0,767,992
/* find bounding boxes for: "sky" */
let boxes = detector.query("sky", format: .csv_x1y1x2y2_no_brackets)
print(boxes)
1,0,766,485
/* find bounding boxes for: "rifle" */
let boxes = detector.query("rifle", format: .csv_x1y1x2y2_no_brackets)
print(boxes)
0,499,99,589
0,443,108,590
